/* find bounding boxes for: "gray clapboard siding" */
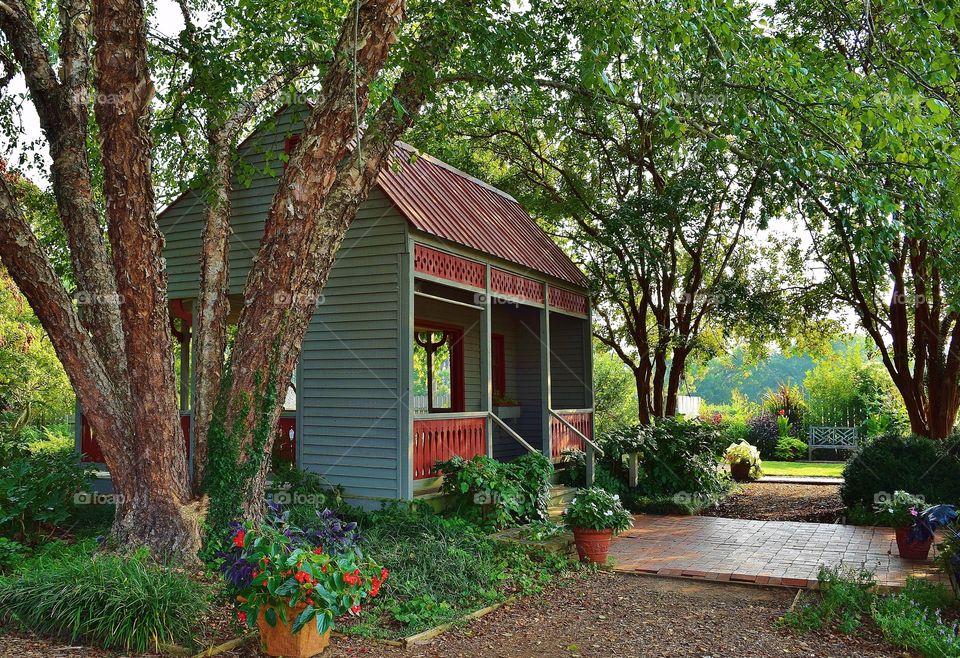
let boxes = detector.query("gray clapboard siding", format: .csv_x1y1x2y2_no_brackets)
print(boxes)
157,105,408,501
549,311,588,410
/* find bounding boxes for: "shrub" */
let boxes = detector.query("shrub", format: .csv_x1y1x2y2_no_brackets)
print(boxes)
0,549,207,652
841,432,960,509
747,413,781,459
563,487,632,533
269,462,351,528
0,443,91,539
436,453,552,529
628,418,729,500
773,437,808,461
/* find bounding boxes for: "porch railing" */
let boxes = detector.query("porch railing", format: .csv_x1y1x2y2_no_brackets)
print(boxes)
548,409,595,459
412,413,486,479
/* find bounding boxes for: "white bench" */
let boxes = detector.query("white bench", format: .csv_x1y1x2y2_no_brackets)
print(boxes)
807,426,859,459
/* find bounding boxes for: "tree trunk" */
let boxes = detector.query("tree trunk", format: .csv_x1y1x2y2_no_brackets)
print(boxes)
204,0,406,532
91,0,199,556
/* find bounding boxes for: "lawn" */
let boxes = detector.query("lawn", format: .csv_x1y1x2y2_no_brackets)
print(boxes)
762,461,845,478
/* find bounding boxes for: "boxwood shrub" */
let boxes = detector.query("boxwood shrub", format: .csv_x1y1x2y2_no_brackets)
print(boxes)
841,432,960,509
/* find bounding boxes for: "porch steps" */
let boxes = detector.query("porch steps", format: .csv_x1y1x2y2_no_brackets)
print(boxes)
547,485,578,521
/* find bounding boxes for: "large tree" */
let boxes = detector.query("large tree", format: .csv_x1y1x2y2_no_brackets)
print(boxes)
0,0,495,558
409,0,831,423
731,0,960,438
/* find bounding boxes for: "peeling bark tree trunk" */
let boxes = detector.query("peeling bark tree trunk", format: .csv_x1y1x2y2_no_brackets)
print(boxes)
91,0,201,556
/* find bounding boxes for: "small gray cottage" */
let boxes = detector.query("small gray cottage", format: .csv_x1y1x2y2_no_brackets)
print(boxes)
78,106,596,505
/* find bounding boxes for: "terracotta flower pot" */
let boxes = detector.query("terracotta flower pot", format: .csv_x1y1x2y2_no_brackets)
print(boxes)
573,527,613,564
257,603,331,658
730,462,752,483
894,527,933,561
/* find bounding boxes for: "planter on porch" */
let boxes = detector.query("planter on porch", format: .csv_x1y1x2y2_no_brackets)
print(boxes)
494,404,522,421
257,603,331,658
894,527,933,561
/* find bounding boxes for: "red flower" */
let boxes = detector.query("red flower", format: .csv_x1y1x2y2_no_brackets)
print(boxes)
261,579,268,587
237,611,247,624
307,598,315,606
313,546,324,555
380,568,389,581
350,604,361,615
370,578,381,597
261,557,270,565
233,530,245,548
778,409,785,416
295,570,314,585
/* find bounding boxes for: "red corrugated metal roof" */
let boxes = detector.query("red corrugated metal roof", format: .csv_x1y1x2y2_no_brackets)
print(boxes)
377,143,588,288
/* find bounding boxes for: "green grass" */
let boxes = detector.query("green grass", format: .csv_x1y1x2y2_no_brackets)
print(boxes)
762,461,845,477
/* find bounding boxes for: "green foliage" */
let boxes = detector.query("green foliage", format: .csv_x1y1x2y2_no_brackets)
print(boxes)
841,433,960,509
436,453,552,530
0,433,90,539
563,487,632,533
0,549,208,652
873,584,960,658
590,418,730,504
785,570,960,658
722,441,762,479
773,437,808,461
269,461,350,528
762,383,807,433
592,346,638,436
0,271,74,430
692,350,816,405
18,423,73,456
348,504,572,637
0,537,25,573
205,353,279,544
781,566,876,634
804,341,907,435
873,490,928,528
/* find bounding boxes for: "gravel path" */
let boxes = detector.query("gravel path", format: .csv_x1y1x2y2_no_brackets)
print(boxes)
0,572,901,658
702,482,846,523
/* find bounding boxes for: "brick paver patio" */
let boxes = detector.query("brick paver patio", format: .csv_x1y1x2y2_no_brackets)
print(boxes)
610,515,944,590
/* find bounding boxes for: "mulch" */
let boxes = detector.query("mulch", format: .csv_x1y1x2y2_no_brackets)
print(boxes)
701,482,846,523
1,572,903,658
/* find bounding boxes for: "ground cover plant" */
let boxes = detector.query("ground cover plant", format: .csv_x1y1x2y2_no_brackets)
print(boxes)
783,568,960,658
0,546,208,652
346,503,574,638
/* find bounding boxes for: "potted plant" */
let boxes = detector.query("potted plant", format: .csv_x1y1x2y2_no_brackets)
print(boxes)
563,487,633,564
723,441,762,483
218,506,386,657
873,491,944,560
493,394,522,420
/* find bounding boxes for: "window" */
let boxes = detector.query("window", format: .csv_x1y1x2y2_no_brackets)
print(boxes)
413,323,464,413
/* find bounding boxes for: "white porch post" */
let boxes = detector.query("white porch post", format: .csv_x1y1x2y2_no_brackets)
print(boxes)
540,284,552,461
480,265,493,457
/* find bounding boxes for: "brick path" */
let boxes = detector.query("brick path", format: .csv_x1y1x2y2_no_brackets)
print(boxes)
610,515,944,590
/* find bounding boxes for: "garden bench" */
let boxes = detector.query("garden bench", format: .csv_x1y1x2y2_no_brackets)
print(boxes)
807,426,859,459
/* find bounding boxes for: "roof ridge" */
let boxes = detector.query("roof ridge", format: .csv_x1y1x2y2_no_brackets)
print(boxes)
393,142,519,204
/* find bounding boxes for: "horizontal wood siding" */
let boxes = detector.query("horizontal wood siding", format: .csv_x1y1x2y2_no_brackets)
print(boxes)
299,199,406,500
550,311,588,410
158,106,311,297
493,305,543,461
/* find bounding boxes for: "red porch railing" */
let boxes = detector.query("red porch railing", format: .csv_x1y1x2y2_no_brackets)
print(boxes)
550,410,592,459
413,414,486,479
79,413,297,464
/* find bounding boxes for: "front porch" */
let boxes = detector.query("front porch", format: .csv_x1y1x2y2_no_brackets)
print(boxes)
406,248,598,493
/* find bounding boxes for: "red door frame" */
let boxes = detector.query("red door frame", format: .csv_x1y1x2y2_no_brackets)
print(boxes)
414,319,465,412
